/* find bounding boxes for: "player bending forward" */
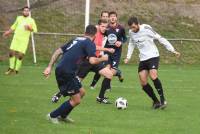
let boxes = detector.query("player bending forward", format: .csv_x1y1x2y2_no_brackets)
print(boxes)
124,17,180,109
43,25,108,124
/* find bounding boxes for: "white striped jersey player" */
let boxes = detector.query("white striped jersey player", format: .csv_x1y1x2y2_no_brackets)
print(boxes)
126,24,177,61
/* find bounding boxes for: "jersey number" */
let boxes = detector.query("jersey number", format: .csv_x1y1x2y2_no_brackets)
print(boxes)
67,40,78,50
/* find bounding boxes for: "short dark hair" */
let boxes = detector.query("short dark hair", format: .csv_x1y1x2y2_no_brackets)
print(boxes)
85,25,97,36
109,11,117,17
100,11,109,17
23,6,30,10
98,19,108,25
128,16,139,26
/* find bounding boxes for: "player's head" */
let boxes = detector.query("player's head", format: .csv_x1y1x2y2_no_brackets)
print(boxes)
22,6,30,17
85,25,97,41
109,11,118,24
128,16,140,33
100,11,109,21
98,19,108,34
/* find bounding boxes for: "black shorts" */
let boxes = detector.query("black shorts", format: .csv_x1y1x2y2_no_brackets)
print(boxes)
106,52,121,70
138,57,159,72
55,69,82,97
76,60,105,79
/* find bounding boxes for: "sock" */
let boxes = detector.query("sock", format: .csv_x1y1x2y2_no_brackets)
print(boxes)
142,83,159,102
90,73,101,87
55,91,62,98
50,100,73,118
98,78,111,98
115,68,121,77
153,78,165,103
9,56,16,69
15,59,22,71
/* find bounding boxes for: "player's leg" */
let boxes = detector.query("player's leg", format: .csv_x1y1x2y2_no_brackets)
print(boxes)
148,57,167,109
15,51,24,73
97,66,113,104
5,50,16,75
139,70,160,109
112,54,124,82
51,61,90,103
48,74,82,123
90,73,101,89
149,69,167,109
138,61,160,109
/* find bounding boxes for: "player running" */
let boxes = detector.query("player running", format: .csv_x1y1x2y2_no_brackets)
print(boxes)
96,11,127,103
43,25,109,124
124,16,180,109
51,19,114,104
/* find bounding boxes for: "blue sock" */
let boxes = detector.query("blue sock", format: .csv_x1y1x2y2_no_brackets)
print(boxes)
50,100,73,118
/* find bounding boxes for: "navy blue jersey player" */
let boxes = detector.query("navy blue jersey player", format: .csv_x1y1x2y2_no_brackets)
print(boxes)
96,11,127,102
43,25,108,124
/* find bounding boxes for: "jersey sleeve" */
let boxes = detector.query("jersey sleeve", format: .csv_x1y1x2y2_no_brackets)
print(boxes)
85,40,96,57
145,25,175,53
126,30,135,59
120,27,127,43
31,19,37,33
60,39,73,53
10,16,19,30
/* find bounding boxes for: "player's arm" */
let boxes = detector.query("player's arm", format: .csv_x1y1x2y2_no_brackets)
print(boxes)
96,46,115,53
147,25,181,57
3,29,14,37
3,16,19,37
115,27,127,48
43,48,63,78
89,55,108,65
124,31,135,64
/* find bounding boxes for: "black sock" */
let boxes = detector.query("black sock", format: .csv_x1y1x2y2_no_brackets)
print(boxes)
50,100,73,118
98,78,111,98
56,91,62,98
153,78,165,103
142,83,159,102
90,73,101,87
115,68,121,77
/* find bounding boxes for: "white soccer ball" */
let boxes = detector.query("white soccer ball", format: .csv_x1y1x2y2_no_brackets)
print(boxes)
115,97,128,109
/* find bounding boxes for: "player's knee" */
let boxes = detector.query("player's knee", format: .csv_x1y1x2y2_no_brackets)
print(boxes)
150,73,158,80
80,88,85,98
71,98,81,106
9,51,15,57
17,55,24,60
140,79,148,86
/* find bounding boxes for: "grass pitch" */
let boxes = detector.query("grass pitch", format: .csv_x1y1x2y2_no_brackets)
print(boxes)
0,64,199,134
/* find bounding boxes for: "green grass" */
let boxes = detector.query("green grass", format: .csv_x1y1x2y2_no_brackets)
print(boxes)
0,64,200,134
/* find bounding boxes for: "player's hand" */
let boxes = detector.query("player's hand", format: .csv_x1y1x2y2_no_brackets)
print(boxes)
174,51,181,58
124,58,129,64
101,54,109,61
43,66,52,78
115,41,122,48
24,25,32,31
107,48,115,54
2,31,10,38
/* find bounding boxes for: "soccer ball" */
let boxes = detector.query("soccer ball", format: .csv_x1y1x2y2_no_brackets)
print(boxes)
115,97,128,109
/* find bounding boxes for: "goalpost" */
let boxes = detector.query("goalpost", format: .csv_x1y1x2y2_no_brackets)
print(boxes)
27,0,90,63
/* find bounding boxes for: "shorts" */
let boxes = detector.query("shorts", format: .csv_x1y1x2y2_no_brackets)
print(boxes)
138,57,159,72
107,52,121,70
76,60,105,79
10,36,29,54
55,69,82,97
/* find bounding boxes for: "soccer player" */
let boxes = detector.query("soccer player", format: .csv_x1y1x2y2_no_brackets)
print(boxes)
96,11,127,102
43,25,109,124
89,11,109,89
3,6,37,74
51,19,115,104
124,16,180,109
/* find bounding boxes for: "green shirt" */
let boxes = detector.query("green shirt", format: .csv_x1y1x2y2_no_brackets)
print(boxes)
11,16,37,40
